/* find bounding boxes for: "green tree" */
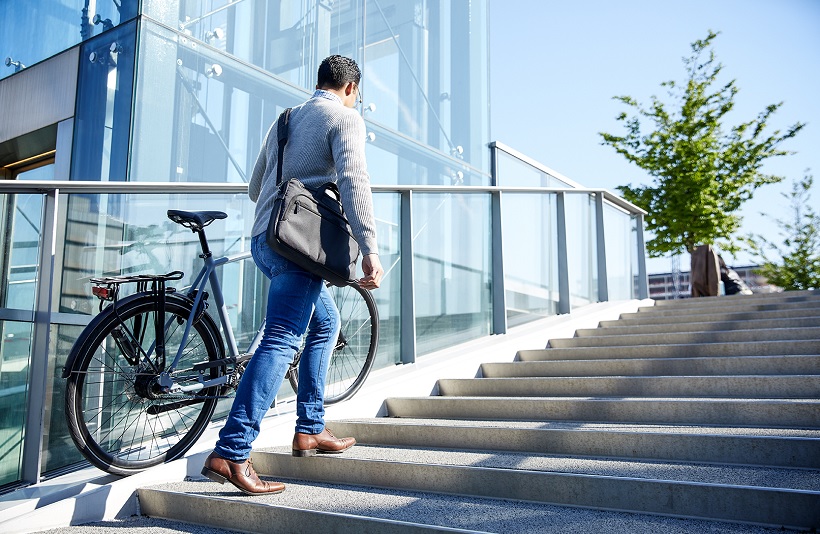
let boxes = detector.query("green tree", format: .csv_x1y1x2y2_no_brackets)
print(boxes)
748,173,820,290
600,31,804,257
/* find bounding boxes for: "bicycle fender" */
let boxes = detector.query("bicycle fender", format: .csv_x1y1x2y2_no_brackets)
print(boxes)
61,292,200,378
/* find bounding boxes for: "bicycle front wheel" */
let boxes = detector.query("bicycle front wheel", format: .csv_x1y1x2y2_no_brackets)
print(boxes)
289,282,379,404
65,293,225,475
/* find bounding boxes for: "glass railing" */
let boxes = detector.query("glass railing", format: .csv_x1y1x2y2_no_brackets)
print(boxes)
491,142,648,320
0,169,647,487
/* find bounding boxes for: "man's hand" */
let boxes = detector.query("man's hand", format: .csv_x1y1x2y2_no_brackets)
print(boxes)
359,253,384,289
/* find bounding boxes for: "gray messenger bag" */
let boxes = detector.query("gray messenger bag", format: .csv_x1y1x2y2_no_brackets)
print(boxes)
266,108,360,287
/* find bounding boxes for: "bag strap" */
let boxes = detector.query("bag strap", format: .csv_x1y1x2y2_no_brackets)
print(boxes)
321,182,342,202
275,108,292,187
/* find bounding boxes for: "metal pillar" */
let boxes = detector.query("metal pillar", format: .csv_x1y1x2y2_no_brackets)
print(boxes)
556,192,571,314
491,190,506,334
595,192,609,302
400,190,416,364
635,213,649,299
21,190,58,484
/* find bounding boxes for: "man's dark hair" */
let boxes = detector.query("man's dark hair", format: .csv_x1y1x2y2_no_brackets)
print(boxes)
317,55,361,89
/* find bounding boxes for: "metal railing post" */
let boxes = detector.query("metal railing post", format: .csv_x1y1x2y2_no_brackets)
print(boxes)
595,192,609,302
635,213,649,299
491,190,506,334
489,143,507,333
400,190,416,364
21,189,59,484
556,192,571,314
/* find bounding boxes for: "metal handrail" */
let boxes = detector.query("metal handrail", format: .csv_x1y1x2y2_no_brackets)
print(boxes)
0,181,247,194
0,180,646,215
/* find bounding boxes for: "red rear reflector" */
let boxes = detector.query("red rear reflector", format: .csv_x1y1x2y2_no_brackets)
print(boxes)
92,286,111,299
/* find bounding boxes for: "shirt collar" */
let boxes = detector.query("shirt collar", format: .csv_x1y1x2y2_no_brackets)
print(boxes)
313,89,342,104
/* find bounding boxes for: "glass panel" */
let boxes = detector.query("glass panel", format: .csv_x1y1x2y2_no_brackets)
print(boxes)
413,193,491,354
56,192,259,325
131,20,310,184
503,193,558,326
365,0,489,171
143,0,364,91
0,320,32,485
0,193,43,312
365,134,489,186
71,22,137,183
372,193,401,368
0,0,138,82
42,323,85,474
498,153,546,187
564,192,598,307
132,14,491,187
141,0,490,173
496,149,574,188
603,202,634,301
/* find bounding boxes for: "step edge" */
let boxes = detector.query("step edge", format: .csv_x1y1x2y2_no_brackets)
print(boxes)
138,487,485,534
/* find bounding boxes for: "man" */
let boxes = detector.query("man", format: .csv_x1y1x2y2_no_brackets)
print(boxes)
202,55,383,495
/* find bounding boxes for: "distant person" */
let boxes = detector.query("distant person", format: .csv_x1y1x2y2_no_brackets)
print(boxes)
690,244,720,297
718,255,753,295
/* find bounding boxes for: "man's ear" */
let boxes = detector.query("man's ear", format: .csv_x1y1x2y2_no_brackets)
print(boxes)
344,82,355,95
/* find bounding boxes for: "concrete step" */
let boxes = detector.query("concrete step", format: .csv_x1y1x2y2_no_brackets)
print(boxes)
138,485,483,533
384,396,820,428
517,339,820,361
137,476,812,533
327,419,820,468
436,375,820,399
578,316,820,336
650,290,818,308
240,447,820,529
548,327,820,348
481,354,820,378
607,307,820,327
255,445,820,492
634,298,820,317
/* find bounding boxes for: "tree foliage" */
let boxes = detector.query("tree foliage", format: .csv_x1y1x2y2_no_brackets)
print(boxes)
600,31,804,257
747,173,820,290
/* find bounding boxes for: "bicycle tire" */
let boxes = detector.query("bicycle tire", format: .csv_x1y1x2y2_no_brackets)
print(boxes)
65,292,225,475
289,282,379,404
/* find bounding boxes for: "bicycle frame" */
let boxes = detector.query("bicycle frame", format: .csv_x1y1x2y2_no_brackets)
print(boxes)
155,232,263,395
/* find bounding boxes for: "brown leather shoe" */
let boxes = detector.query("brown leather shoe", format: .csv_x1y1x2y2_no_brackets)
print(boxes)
201,451,285,495
292,428,356,457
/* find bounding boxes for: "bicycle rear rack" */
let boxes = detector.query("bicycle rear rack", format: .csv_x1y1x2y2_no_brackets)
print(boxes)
90,271,185,310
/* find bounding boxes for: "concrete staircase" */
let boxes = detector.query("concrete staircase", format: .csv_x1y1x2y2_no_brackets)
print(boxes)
139,291,820,532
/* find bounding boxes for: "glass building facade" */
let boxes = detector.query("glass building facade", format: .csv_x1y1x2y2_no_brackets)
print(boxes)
0,0,647,490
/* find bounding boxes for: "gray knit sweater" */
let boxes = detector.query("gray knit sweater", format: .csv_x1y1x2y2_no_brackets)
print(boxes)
249,90,378,256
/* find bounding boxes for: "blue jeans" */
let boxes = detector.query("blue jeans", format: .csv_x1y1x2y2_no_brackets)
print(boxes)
214,234,340,461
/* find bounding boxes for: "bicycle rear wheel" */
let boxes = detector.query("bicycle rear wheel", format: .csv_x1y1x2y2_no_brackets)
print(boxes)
289,282,379,404
65,293,225,475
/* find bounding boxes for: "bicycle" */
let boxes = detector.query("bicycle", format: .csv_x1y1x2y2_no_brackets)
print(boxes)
62,210,379,476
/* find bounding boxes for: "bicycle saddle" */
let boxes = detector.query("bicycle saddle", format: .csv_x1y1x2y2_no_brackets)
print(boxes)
167,210,227,231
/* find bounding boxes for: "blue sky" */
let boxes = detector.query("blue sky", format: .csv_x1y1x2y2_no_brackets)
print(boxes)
489,0,820,274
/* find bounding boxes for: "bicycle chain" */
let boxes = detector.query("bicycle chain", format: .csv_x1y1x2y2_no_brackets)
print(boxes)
156,373,243,401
